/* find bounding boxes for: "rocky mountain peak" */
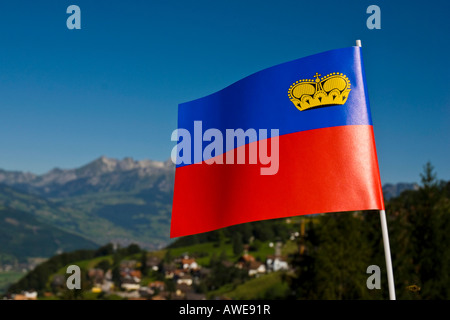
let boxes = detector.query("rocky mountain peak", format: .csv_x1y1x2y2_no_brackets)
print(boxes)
0,156,175,197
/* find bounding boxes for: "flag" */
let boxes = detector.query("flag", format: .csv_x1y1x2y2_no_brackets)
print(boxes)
170,46,384,238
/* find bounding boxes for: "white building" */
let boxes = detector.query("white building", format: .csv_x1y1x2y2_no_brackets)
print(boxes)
266,256,289,272
248,262,266,277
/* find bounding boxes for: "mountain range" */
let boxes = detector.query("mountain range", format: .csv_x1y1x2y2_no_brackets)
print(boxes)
382,182,419,200
0,157,175,265
0,156,417,264
0,156,174,197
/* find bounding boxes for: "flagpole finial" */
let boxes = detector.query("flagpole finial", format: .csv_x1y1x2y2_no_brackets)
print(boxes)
356,40,362,47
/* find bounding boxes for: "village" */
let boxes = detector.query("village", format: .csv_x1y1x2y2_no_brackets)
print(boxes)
91,241,289,300
8,240,292,300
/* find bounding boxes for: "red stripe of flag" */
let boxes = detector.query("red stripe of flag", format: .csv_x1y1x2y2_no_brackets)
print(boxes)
171,124,384,238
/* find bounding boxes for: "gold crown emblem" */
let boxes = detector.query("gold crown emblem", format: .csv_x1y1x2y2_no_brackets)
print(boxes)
288,72,351,111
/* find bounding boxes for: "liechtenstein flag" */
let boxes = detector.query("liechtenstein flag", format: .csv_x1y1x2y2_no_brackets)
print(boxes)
170,45,385,238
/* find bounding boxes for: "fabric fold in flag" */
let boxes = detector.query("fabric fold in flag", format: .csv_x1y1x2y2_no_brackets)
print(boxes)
170,46,384,238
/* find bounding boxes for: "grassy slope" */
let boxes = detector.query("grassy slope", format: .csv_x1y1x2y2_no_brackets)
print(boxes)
28,236,298,298
213,272,290,300
0,207,98,262
8,215,306,299
51,191,170,247
0,271,25,294
0,184,172,249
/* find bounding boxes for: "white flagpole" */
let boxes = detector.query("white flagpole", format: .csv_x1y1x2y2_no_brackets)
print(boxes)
356,40,396,300
379,210,396,300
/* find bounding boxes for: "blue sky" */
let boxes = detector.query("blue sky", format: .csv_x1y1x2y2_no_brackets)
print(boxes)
0,0,449,184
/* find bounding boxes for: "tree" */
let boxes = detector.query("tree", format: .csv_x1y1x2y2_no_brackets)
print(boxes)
204,251,248,292
212,229,225,247
315,213,374,299
286,218,319,299
94,243,114,257
253,221,275,241
140,251,148,276
409,163,450,298
96,259,111,273
125,243,141,255
232,233,244,256
420,162,437,189
163,250,172,263
386,164,450,299
165,278,175,293
111,252,122,288
287,213,376,299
